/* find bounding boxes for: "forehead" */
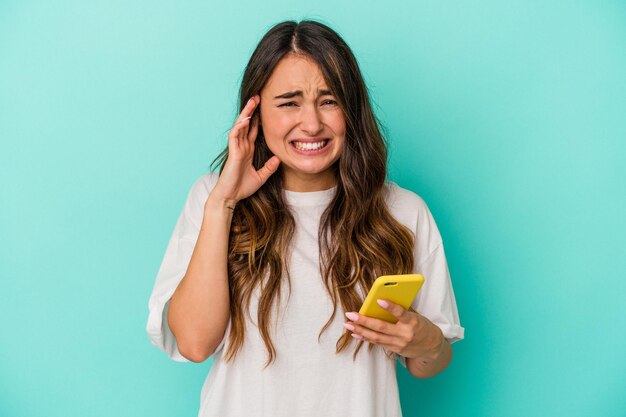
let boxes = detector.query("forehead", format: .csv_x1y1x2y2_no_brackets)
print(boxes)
263,54,329,93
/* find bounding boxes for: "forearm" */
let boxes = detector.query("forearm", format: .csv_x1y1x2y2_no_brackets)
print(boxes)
405,323,452,379
167,194,234,362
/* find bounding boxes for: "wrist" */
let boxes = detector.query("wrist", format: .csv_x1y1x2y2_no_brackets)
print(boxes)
202,195,238,229
423,323,446,361
205,193,237,213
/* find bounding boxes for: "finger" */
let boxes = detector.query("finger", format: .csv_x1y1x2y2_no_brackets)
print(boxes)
228,118,252,155
356,332,402,354
345,321,408,352
229,117,251,140
247,95,261,138
256,155,281,184
235,95,259,124
381,344,403,355
235,98,254,124
248,114,259,142
347,323,396,346
240,97,260,140
240,116,252,142
376,299,411,323
344,311,396,335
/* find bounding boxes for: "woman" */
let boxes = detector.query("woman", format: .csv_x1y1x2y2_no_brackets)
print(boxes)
147,19,464,416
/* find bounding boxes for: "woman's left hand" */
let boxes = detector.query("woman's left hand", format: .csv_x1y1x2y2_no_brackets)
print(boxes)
344,299,444,360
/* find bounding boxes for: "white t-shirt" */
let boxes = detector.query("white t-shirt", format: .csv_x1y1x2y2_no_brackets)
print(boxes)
146,172,465,417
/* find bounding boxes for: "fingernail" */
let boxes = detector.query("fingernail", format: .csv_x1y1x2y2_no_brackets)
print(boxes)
345,312,359,322
343,322,355,331
351,333,363,340
377,299,389,308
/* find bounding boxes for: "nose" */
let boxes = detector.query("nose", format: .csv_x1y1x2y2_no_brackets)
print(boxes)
298,103,323,135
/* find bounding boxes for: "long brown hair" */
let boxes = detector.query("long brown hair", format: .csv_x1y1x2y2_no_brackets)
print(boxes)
211,20,416,368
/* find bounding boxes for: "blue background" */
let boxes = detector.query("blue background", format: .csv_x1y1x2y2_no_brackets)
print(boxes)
1,1,625,416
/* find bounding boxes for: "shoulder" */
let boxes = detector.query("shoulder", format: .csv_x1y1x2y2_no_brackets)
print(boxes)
383,181,428,212
187,171,220,200
383,181,444,253
178,172,221,225
383,181,432,227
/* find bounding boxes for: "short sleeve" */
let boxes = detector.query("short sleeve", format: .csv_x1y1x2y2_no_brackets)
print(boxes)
145,172,229,362
397,244,465,367
388,186,465,369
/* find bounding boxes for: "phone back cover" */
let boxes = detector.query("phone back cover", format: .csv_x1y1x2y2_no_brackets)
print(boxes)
358,274,424,323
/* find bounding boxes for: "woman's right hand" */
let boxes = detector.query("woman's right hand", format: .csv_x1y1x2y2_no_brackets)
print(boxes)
208,95,281,208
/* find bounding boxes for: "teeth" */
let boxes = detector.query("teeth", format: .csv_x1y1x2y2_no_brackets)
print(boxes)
293,140,327,151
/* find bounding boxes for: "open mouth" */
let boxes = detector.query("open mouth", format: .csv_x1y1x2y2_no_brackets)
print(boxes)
290,139,330,152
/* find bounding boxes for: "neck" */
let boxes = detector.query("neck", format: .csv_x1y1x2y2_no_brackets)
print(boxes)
282,168,337,192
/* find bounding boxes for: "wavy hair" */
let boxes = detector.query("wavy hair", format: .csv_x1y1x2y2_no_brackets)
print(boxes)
211,20,416,368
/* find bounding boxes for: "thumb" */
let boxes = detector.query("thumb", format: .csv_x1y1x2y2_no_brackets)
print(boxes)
256,155,281,184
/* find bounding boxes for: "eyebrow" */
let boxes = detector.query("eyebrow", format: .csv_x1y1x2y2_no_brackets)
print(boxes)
273,89,334,99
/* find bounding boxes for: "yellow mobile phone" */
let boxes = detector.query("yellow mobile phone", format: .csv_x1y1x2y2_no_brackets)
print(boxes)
358,274,425,323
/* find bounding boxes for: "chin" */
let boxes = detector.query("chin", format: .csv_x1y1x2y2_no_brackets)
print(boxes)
291,161,336,174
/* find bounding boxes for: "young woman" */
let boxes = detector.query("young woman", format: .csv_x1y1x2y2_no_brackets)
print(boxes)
147,20,464,417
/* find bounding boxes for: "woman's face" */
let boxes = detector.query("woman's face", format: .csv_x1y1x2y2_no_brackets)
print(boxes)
259,53,346,192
